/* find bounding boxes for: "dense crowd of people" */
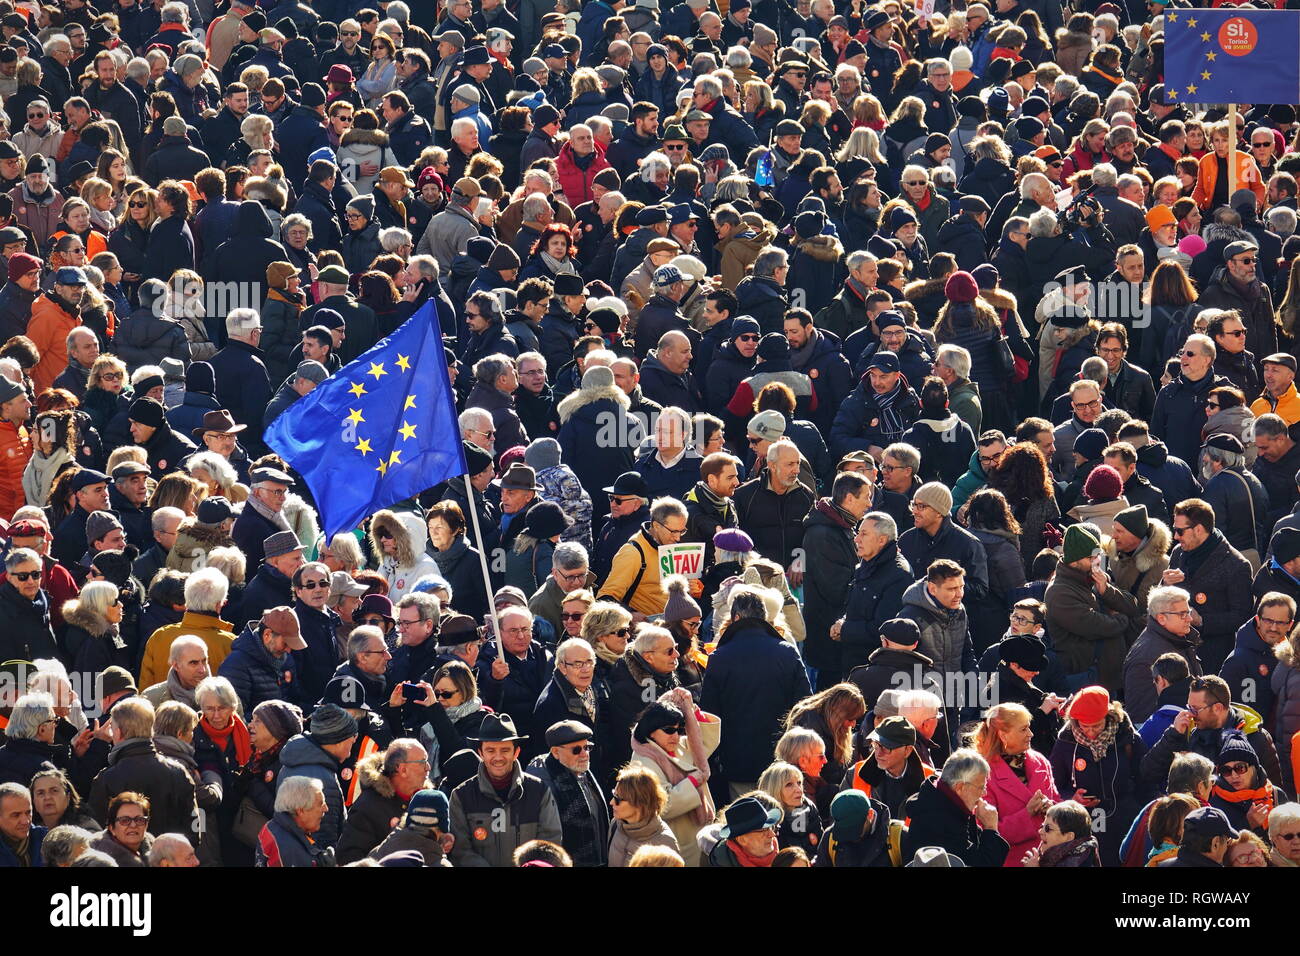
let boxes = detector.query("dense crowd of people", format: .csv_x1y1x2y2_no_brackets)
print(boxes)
0,0,1298,872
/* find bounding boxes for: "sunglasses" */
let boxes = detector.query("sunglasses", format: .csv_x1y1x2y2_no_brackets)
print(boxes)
747,436,763,445
610,793,626,804
737,334,759,342
615,627,632,637
567,743,594,755
10,570,40,581
663,143,686,150
1220,329,1246,337
128,200,148,208
27,112,45,119
341,30,360,36
1234,257,1257,265
434,689,457,700
658,725,684,736
297,579,328,590
560,612,585,621
903,180,927,187
1204,402,1220,410
1278,831,1300,841
377,529,393,540
1219,762,1251,775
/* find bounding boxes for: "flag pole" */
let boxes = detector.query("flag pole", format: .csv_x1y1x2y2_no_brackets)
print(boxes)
463,473,503,655
1228,103,1238,195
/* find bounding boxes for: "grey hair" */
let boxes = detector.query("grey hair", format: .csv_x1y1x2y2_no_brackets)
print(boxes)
631,623,674,656
459,407,492,435
381,738,424,777
379,227,412,252
205,547,246,584
639,151,671,181
726,45,751,68
898,688,942,722
347,625,386,662
184,567,229,613
75,581,118,622
517,351,547,373
1185,332,1215,360
282,213,313,238
5,547,41,572
396,591,440,622
473,353,515,387
450,116,477,139
160,1,189,23
523,169,554,192
862,511,898,541
925,57,951,76
555,636,594,664
168,634,207,664
131,365,165,389
1106,124,1138,147
0,783,30,808
1028,207,1060,238
7,691,55,741
226,307,261,337
1254,413,1289,439
194,675,239,714
553,541,589,572
1055,75,1079,99
935,344,971,379
1091,163,1118,187
1268,802,1300,839
521,191,550,221
151,506,185,533
1203,443,1244,471
66,326,97,349
883,442,921,473
775,727,824,765
1147,585,1190,617
70,850,118,867
846,250,876,272
1116,173,1142,194
969,135,1010,164
125,57,151,83
648,496,687,525
1003,216,1030,241
147,833,194,866
1267,206,1297,237
754,247,788,278
714,175,751,203
44,825,94,866
1019,172,1050,200
939,747,991,787
694,75,722,100
275,775,325,813
766,436,799,465
1168,752,1215,795
1080,356,1109,384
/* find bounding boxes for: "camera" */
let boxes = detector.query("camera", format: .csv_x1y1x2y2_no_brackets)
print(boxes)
1058,185,1100,231
401,682,428,703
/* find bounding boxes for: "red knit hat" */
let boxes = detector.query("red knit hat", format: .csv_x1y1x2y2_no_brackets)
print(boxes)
1083,463,1124,503
1064,686,1111,724
944,270,979,304
7,252,40,283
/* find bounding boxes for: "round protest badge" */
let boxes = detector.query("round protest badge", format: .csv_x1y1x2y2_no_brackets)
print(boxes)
809,368,818,378
1074,757,1087,773
158,459,167,470
390,817,399,829
932,100,940,110
871,69,879,77
1195,592,1207,605
284,671,292,683
474,826,489,842
1218,16,1258,56
264,770,274,783
1260,664,1270,677
341,767,353,781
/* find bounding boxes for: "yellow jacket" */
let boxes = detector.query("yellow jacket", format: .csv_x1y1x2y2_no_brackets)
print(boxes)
596,525,666,617
1251,382,1300,426
138,610,237,688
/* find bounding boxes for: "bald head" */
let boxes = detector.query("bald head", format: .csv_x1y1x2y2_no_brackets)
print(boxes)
657,330,693,374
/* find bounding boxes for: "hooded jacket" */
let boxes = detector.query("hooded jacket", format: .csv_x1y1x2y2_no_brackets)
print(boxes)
335,750,432,865
213,201,288,306
557,378,643,503
114,304,191,372
277,734,347,850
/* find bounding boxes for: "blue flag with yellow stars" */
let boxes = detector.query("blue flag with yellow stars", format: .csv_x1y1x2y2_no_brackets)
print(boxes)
1164,9,1300,105
264,300,466,537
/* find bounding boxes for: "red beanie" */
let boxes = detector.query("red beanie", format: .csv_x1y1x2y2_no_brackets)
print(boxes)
945,270,979,304
1083,463,1124,503
1064,686,1111,724
7,252,40,283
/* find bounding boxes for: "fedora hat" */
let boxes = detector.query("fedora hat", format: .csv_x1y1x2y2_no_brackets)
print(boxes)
469,712,528,743
192,408,247,441
499,462,543,492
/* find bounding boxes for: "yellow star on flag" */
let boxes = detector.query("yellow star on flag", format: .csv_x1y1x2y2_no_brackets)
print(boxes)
1201,31,1210,41
348,381,367,398
367,361,387,380
1202,70,1212,80
398,421,417,440
395,354,411,372
1206,51,1216,61
389,450,402,466
355,437,372,456
1167,10,1177,20
345,408,365,426
1186,83,1197,95
403,395,417,410
1187,16,1197,27
1167,88,1178,99
376,459,388,476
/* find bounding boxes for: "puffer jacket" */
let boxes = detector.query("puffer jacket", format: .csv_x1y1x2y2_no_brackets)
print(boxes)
276,734,346,850
898,577,972,679
370,510,441,602
113,305,191,372
336,127,397,195
1043,562,1138,692
218,623,303,717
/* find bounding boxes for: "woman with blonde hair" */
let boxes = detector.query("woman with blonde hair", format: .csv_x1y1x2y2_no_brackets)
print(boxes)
580,602,634,681
149,472,206,515
608,764,679,866
758,759,821,856
628,687,721,866
81,177,118,232
786,684,865,794
742,79,783,143
81,354,131,437
164,268,217,361
968,702,1060,866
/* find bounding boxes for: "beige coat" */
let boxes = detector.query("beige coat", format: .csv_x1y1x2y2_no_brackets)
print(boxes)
627,713,721,867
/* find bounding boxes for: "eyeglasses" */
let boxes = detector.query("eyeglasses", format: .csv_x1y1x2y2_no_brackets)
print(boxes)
663,143,686,151
655,521,686,537
434,689,458,700
472,428,495,438
1072,399,1101,410
977,453,1001,466
114,815,149,827
297,579,328,590
1277,831,1300,841
1258,615,1293,628
567,743,594,754
1219,762,1251,776
1219,329,1246,337
737,334,759,342
361,646,390,656
880,463,904,472
1009,613,1036,626
10,570,40,581
1162,608,1193,618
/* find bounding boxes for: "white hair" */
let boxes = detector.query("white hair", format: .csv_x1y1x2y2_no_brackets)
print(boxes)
194,675,239,713
631,623,674,656
147,833,194,866
379,227,412,251
275,775,324,813
186,451,237,490
184,567,229,613
940,748,990,787
168,634,207,664
226,307,261,337
935,343,971,379
1147,585,1190,617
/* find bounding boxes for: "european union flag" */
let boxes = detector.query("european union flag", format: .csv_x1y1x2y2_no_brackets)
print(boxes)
1165,9,1300,105
264,301,466,537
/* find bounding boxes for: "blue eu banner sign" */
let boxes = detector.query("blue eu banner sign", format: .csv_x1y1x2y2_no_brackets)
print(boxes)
264,301,466,537
1165,9,1300,104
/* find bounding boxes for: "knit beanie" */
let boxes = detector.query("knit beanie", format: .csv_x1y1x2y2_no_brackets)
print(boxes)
1083,463,1124,502
1072,427,1108,463
945,270,979,304
1062,523,1100,565
971,263,1000,290
6,252,39,282
1216,732,1261,770
252,699,303,742
308,703,359,744
662,574,701,622
127,397,166,428
912,481,953,516
793,209,826,239
91,547,138,588
85,510,124,546
404,788,450,831
346,194,375,222
524,437,562,471
757,332,789,361
1114,504,1149,541
486,243,520,272
185,361,215,394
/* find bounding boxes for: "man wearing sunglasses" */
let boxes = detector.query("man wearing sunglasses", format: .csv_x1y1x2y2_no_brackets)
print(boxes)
0,547,60,662
525,717,609,866
1150,333,1230,469
1197,239,1277,369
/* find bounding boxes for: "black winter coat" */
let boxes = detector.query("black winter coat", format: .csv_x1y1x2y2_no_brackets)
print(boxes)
0,736,69,787
114,306,190,372
901,775,1010,867
142,214,195,284
88,737,197,836
800,499,860,673
209,340,272,432
213,201,288,306
142,133,210,186
732,473,815,567
0,581,60,663
838,542,914,674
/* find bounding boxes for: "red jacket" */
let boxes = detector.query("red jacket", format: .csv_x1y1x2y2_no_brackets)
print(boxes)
555,140,611,209
0,417,31,521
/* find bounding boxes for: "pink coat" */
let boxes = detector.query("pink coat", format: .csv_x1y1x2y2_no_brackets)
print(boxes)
985,750,1060,867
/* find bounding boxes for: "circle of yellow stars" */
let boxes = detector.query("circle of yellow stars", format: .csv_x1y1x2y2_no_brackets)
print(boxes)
340,353,420,476
1165,12,1219,101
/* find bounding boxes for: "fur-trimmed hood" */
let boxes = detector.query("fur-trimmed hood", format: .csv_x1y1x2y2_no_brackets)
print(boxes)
557,380,630,423
980,287,1018,313
355,750,432,798
340,127,391,148
281,493,319,549
243,176,287,211
1054,28,1094,52
904,276,949,302
795,233,844,262
369,509,425,568
1103,518,1172,573
62,598,112,637
175,517,235,548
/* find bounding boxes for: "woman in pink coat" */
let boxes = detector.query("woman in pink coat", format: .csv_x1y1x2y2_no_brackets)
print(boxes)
968,702,1061,867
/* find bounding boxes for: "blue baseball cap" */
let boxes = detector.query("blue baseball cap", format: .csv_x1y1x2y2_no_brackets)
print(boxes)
54,266,87,285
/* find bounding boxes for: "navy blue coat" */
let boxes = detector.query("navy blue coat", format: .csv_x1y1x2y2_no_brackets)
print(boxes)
635,448,702,501
1219,619,1280,723
208,340,272,433
276,105,330,189
0,824,45,866
293,601,343,706
701,618,812,783
1150,372,1231,469
476,639,553,739
219,623,304,717
837,542,914,673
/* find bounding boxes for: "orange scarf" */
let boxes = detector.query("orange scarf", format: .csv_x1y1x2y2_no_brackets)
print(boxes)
202,713,252,766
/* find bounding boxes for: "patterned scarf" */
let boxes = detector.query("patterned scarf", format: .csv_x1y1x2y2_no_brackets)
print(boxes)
872,378,909,445
246,493,292,533
1071,713,1120,762
544,754,605,867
